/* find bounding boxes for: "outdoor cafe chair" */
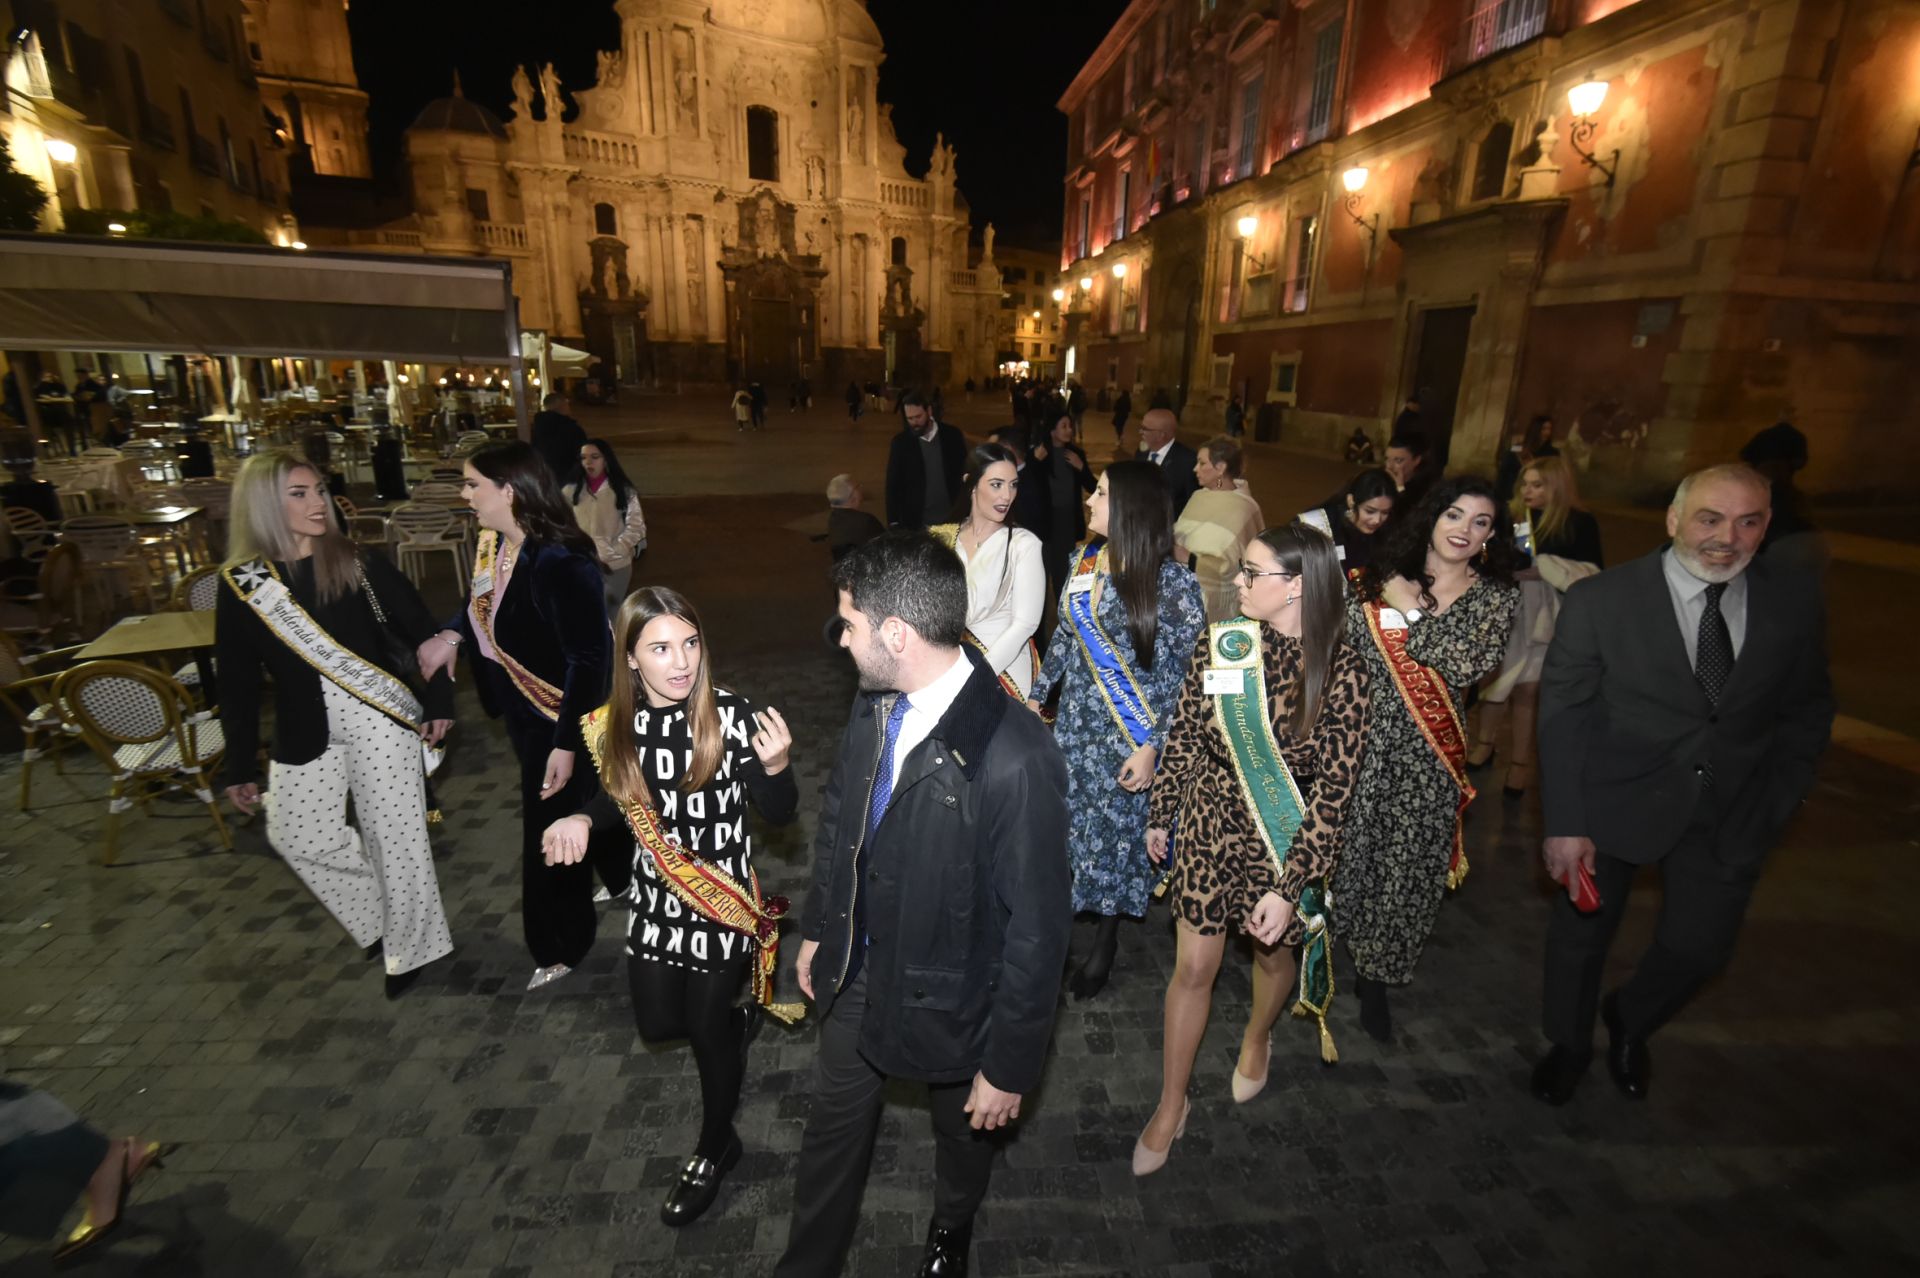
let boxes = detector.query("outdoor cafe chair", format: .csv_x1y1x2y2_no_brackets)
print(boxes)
169,565,223,703
0,631,86,810
4,506,54,562
55,659,231,864
388,502,469,593
333,493,390,544
61,516,160,615
0,542,87,647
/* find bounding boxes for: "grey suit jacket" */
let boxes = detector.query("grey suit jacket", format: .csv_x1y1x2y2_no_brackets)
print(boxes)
1538,549,1832,867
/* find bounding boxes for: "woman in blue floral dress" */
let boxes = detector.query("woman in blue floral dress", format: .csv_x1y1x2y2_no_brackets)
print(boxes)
1030,460,1207,1000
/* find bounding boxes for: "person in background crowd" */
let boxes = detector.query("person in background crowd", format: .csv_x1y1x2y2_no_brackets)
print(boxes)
732,386,756,433
1392,394,1422,441
1136,408,1200,515
1739,421,1828,580
931,442,1047,698
544,587,797,1226
1137,523,1370,1174
1495,413,1560,505
33,370,76,457
1336,477,1520,1044
1316,468,1397,573
749,382,768,430
0,455,63,525
530,392,586,481
1384,428,1437,510
1173,436,1265,623
1030,461,1208,1001
1030,413,1097,603
565,437,648,610
217,450,454,1001
825,473,885,562
884,392,967,530
1067,380,1087,434
1531,464,1832,1106
991,424,1050,539
0,1083,171,1265
70,369,104,450
1469,456,1604,798
1223,394,1245,440
419,441,612,992
1345,427,1378,466
776,532,1070,1278
845,380,865,425
1111,386,1133,444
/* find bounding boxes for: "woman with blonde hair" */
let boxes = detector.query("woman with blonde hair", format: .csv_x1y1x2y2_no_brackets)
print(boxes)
1469,454,1604,796
542,587,797,1227
1173,436,1266,622
216,450,454,999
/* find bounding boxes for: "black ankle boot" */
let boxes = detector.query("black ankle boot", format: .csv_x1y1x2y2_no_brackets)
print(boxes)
915,1219,973,1277
1069,916,1121,1001
1356,976,1392,1043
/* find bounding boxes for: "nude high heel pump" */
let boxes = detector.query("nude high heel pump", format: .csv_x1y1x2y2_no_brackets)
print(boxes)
1131,1099,1189,1177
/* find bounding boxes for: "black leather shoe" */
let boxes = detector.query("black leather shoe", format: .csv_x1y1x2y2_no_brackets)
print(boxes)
1530,1046,1589,1106
659,1133,741,1227
1356,977,1392,1043
364,939,384,963
384,968,422,1001
1602,995,1650,1100
915,1220,973,1277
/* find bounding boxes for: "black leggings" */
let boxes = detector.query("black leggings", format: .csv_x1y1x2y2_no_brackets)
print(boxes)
628,951,751,1158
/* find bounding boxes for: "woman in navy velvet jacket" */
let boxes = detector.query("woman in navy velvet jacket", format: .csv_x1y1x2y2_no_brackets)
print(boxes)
419,441,613,990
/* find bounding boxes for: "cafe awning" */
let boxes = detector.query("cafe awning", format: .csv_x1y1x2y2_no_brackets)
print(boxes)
0,233,522,365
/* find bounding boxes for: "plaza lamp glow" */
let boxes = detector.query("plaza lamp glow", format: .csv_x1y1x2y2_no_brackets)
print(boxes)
1079,275,1093,291
1051,287,1065,303
1236,214,1258,240
106,221,127,235
44,138,76,164
290,240,308,250
1565,78,1620,187
1110,262,1127,279
1236,214,1269,273
1340,166,1379,256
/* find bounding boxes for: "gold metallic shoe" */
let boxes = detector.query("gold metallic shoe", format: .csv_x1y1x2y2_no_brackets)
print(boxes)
53,1140,171,1268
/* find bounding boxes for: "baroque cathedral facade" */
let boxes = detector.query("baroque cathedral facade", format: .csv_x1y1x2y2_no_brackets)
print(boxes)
295,0,1002,389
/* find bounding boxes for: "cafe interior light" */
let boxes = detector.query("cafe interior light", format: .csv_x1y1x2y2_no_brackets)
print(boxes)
1565,78,1620,187
1342,166,1369,194
44,138,77,164
106,221,127,234
290,240,308,250
1111,262,1127,279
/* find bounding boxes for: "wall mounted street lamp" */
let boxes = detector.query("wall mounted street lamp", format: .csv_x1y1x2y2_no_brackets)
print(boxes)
1110,262,1127,279
1051,287,1065,302
1078,275,1093,291
1566,79,1619,187
44,138,77,164
1234,214,1269,273
1341,166,1379,255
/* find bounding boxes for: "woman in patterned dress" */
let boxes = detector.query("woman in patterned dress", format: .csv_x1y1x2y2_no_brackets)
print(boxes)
1029,461,1207,1000
1336,477,1521,1043
1134,523,1370,1174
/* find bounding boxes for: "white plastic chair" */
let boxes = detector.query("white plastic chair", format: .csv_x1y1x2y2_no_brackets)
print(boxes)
388,502,469,593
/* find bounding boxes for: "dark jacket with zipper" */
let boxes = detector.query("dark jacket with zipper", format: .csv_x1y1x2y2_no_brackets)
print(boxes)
802,647,1071,1093
216,549,452,788
442,537,611,755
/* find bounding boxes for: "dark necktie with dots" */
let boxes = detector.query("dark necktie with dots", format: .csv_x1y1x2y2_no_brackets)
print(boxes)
1695,582,1732,785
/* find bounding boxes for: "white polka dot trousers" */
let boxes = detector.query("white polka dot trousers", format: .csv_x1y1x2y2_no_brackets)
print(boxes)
265,680,455,975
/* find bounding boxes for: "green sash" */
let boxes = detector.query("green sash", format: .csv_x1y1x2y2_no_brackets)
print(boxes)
1208,617,1338,1065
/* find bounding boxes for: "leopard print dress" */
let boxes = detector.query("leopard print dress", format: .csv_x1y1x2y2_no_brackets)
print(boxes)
1148,626,1371,946
1334,578,1519,985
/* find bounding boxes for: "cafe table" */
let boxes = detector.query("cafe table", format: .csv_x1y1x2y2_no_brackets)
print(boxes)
125,505,205,572
78,610,218,697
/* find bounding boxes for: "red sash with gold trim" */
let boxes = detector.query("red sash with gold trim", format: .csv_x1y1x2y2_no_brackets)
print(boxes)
1362,600,1474,889
581,707,805,1022
471,530,565,722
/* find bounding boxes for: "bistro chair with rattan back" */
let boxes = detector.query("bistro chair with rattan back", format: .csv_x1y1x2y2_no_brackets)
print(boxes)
55,659,230,863
3,506,54,563
387,501,469,592
60,515,159,615
181,477,233,557
0,630,87,809
168,564,223,702
333,493,390,544
0,541,86,647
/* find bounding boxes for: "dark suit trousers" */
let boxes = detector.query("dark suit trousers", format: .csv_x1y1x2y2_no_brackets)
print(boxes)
775,972,999,1278
504,703,598,968
1542,804,1760,1054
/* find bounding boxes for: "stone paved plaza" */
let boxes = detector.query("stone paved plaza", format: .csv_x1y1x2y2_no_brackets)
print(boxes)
3,401,1918,1277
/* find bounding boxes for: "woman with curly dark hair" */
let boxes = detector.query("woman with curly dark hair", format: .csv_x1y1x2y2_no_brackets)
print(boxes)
1335,476,1520,1043
417,441,612,990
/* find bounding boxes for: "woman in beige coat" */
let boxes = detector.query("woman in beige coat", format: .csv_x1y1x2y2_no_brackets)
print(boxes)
566,437,648,609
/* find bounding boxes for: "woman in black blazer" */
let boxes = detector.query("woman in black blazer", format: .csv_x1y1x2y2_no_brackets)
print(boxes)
418,441,613,990
216,450,454,999
1029,413,1098,602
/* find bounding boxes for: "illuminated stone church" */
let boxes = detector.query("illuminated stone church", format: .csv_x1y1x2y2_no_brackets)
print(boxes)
297,0,1002,388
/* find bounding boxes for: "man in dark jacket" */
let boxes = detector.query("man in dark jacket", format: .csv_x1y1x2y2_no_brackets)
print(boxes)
884,392,967,529
1135,407,1199,515
776,532,1071,1278
528,392,586,481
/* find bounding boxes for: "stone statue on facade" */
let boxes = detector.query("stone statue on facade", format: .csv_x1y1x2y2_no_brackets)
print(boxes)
846,72,865,160
539,62,564,122
753,198,777,256
596,48,626,91
510,65,534,122
982,222,995,261
672,30,698,134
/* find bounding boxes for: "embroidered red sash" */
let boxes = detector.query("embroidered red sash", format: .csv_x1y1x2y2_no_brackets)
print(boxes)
581,706,805,1023
1362,600,1474,889
471,530,565,722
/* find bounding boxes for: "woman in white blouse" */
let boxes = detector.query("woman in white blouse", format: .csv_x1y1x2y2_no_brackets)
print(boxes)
932,442,1048,697
565,438,648,610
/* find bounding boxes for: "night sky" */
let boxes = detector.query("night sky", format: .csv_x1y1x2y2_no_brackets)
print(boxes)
347,0,1128,251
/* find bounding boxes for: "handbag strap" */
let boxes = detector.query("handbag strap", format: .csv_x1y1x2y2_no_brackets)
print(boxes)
358,559,391,626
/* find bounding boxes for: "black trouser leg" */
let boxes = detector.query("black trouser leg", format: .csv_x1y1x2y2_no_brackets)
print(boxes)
775,975,887,1278
1613,825,1758,1041
928,1078,998,1229
1541,851,1638,1056
589,822,633,898
628,952,751,1159
505,707,596,968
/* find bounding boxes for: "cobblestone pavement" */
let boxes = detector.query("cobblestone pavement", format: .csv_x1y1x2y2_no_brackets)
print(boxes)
3,410,1918,1277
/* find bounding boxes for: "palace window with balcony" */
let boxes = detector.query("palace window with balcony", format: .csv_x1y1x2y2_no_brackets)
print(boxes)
1304,22,1342,144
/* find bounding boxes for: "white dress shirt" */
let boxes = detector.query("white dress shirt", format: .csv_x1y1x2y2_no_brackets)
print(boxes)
1145,442,1172,466
886,649,972,795
954,526,1046,696
1661,547,1749,668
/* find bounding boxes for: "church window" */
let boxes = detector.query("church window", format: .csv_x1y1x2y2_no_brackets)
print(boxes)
594,202,618,235
465,188,490,221
747,106,780,182
891,236,908,266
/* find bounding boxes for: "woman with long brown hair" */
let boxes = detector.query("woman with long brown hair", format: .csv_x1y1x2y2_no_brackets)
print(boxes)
1133,523,1369,1172
217,449,453,999
542,587,796,1227
416,440,611,991
1028,460,1207,1000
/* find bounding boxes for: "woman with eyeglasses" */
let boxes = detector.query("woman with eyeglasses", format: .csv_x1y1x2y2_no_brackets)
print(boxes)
1336,477,1520,1044
1029,460,1207,1000
1133,523,1369,1174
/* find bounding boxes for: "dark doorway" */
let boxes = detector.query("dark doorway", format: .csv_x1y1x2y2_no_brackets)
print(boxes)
746,297,797,384
747,106,779,181
1408,305,1475,464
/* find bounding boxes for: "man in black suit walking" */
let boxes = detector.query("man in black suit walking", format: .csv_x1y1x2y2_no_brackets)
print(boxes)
1134,408,1198,516
884,392,967,529
1531,463,1832,1105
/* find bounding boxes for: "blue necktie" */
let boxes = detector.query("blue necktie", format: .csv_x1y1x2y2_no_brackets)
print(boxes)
848,694,910,985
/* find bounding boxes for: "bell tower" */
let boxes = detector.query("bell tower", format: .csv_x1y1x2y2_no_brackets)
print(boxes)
241,0,372,178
